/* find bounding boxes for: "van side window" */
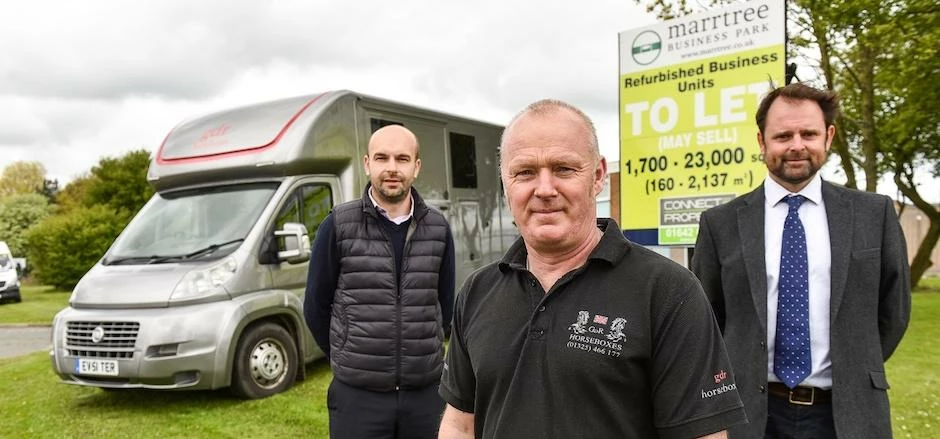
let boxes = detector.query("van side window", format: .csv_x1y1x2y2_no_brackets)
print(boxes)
274,183,333,236
274,193,301,230
371,118,403,133
302,185,332,237
265,183,333,264
449,132,478,189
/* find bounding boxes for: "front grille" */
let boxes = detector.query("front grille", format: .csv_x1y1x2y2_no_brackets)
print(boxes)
66,321,140,359
0,281,5,288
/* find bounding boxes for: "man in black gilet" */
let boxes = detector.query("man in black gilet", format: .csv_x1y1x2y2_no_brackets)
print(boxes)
304,125,455,438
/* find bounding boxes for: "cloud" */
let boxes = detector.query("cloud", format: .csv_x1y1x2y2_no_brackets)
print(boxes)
10,0,924,203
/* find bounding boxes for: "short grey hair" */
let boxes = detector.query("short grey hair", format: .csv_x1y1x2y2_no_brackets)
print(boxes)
500,99,600,161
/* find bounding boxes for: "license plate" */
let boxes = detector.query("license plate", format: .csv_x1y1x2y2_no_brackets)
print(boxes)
74,358,119,376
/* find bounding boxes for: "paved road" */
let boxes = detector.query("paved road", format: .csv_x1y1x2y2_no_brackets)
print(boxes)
0,326,52,359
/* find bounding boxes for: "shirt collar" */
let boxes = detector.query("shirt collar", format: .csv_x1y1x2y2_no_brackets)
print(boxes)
368,187,414,224
498,218,629,272
763,173,823,207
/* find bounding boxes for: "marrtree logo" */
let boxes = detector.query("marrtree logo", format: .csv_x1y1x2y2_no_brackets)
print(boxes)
632,30,662,65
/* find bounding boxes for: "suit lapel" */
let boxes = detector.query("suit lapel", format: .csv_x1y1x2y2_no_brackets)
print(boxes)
737,186,768,330
823,182,852,321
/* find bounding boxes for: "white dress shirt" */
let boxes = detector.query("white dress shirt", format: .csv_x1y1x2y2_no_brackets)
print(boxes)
764,174,833,389
368,187,414,224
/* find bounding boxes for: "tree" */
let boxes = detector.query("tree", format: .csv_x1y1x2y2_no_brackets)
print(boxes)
54,173,97,214
41,178,59,202
25,205,125,290
85,149,154,220
875,0,940,283
790,0,940,286
0,161,47,198
632,0,940,287
0,193,52,256
21,149,155,288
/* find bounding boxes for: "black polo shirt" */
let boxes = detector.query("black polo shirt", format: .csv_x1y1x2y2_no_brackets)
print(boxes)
440,218,746,438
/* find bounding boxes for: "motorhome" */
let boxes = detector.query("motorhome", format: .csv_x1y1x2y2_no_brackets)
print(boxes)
0,241,21,304
50,91,516,398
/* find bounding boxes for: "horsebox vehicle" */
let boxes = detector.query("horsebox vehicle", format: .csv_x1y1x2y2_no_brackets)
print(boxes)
50,90,517,398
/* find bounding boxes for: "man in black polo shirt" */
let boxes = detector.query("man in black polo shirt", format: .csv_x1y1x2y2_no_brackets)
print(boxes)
438,100,747,438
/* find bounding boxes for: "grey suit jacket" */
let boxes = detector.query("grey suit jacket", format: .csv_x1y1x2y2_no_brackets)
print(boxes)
691,180,911,438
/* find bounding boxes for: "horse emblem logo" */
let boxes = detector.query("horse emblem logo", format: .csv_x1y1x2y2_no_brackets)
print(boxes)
606,317,627,342
569,310,589,334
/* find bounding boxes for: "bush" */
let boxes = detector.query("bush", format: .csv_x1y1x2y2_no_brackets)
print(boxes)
25,205,128,290
0,193,52,256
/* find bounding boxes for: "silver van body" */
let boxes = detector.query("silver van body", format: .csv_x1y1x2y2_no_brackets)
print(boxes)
50,90,516,398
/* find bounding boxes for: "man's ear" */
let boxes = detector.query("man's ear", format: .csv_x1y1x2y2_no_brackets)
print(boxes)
594,157,608,196
363,154,370,176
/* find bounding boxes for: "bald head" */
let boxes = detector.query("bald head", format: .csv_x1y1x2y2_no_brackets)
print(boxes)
369,124,420,157
500,99,600,167
363,124,422,206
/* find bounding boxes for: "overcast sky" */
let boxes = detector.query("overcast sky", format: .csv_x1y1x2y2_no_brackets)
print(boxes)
1,0,936,202
0,0,651,183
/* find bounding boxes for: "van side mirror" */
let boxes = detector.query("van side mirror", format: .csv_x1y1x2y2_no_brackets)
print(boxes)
274,222,310,264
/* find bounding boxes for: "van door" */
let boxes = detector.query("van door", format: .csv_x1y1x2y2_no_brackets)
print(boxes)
445,131,492,283
268,177,337,299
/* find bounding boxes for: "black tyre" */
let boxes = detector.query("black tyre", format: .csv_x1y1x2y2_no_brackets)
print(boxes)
230,322,297,399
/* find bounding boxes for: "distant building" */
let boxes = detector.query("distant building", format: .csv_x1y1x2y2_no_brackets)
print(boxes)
601,161,685,264
898,203,940,276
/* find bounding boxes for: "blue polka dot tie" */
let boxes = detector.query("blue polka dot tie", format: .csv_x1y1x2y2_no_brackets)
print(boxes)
774,194,811,389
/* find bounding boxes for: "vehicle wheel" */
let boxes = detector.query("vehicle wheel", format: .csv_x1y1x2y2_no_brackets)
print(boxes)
230,322,297,399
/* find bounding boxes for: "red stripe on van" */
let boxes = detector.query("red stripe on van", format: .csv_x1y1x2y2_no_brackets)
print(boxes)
154,92,327,165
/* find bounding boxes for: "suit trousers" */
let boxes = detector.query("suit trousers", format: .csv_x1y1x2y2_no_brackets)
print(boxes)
765,394,836,439
327,378,445,439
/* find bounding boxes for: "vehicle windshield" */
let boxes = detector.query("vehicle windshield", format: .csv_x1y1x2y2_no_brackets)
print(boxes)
0,255,12,271
105,183,278,265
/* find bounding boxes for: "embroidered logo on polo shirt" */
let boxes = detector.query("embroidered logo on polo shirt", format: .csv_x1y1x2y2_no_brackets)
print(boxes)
569,311,590,334
607,317,627,342
565,309,626,358
702,369,737,399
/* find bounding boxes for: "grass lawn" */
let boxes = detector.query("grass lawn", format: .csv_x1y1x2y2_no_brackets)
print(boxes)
0,352,332,437
887,288,940,438
0,285,70,325
0,280,937,437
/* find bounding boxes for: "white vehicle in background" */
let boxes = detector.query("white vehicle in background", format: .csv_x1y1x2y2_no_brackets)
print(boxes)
49,90,516,398
0,241,21,304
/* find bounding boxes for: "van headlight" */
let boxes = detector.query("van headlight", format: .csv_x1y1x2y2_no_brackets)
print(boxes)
170,257,237,302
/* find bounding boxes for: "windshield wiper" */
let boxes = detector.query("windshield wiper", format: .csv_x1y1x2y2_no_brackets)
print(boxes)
106,255,174,265
148,239,246,264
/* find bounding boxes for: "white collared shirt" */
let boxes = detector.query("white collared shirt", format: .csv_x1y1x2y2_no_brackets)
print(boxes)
368,188,414,225
764,174,833,389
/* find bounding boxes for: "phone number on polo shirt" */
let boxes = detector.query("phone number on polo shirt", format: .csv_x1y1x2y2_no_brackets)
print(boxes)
567,333,623,358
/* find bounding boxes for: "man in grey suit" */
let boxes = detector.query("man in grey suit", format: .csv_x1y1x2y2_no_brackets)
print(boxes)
692,83,911,438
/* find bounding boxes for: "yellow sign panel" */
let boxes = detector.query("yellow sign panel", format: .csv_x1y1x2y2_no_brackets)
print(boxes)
618,0,785,245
